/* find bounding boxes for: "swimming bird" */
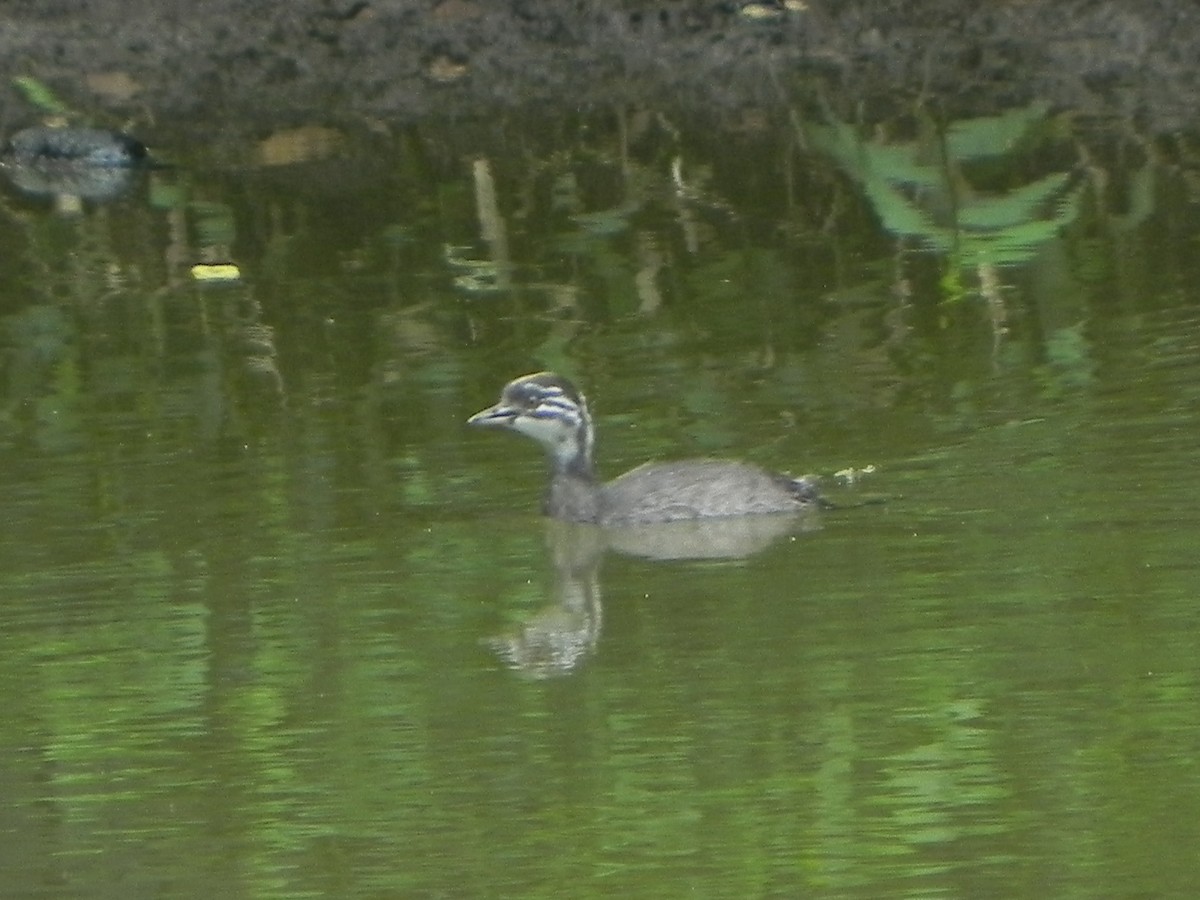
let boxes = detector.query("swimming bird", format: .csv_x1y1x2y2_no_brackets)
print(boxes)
468,371,824,525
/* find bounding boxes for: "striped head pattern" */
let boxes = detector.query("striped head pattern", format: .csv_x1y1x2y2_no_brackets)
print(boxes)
468,372,595,475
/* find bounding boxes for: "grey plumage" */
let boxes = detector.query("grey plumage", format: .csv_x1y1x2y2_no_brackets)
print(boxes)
468,372,823,525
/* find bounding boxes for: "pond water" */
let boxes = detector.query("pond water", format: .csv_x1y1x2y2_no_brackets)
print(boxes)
1,111,1199,897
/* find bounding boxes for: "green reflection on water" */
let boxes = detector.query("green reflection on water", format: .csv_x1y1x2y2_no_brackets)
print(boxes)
0,115,1199,898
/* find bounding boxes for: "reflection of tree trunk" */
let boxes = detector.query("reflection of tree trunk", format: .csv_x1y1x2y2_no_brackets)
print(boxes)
473,158,511,292
634,232,663,315
671,156,702,256
978,262,1009,365
193,517,266,898
537,284,583,362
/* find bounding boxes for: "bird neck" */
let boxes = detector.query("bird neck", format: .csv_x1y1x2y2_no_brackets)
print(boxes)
543,405,602,521
546,467,603,522
545,399,596,483
555,441,596,482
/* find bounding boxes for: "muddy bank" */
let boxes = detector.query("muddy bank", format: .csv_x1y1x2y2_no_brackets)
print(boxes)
0,1,1197,141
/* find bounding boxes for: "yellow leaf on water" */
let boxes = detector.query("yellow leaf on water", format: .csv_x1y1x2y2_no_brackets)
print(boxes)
190,264,242,283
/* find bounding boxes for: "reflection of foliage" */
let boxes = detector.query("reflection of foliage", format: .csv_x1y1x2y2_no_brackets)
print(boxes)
190,200,237,248
444,243,508,293
0,167,287,453
569,205,637,238
1109,161,1156,233
1034,323,1096,400
803,103,1085,269
0,109,1196,897
12,75,74,115
0,304,79,450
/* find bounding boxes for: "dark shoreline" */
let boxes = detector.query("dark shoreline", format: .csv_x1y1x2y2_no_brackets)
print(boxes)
1,0,1197,142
